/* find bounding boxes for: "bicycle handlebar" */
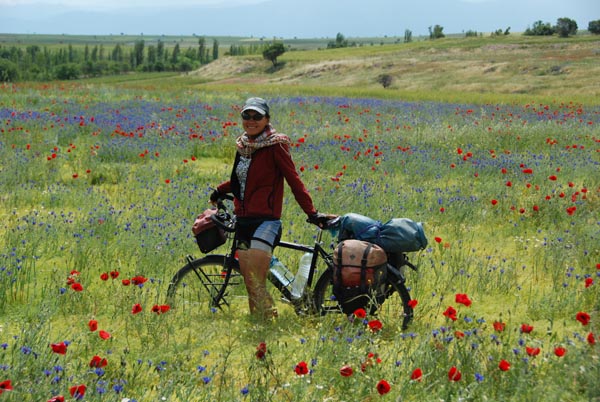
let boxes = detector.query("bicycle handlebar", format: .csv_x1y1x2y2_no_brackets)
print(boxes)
211,193,339,233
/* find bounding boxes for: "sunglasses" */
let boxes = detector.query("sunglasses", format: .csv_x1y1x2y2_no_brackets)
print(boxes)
241,111,265,121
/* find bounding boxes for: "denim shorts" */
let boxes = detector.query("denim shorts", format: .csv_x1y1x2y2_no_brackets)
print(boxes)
235,219,282,253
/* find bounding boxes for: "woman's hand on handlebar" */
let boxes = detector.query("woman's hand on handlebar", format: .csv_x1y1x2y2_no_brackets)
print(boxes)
307,212,338,229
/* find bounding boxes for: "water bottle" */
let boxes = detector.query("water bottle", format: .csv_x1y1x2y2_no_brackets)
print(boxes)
291,253,312,299
269,256,295,289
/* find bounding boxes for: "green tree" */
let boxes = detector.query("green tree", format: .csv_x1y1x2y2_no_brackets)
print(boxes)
157,40,165,62
171,43,180,64
589,20,600,34
198,37,206,63
212,39,219,61
404,29,412,43
327,32,348,48
112,44,124,62
133,40,145,67
262,42,285,67
429,25,445,39
555,17,578,37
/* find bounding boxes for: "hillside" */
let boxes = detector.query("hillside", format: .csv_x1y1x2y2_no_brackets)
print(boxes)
189,35,600,103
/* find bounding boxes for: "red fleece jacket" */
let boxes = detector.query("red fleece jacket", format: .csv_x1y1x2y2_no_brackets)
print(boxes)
216,142,317,219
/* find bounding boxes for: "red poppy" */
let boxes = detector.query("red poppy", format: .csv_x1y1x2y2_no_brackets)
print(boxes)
376,379,391,395
368,320,383,332
434,237,442,243
294,361,309,375
0,380,13,395
122,279,131,286
443,306,457,321
50,342,67,355
448,366,461,381
132,304,143,314
493,321,505,332
526,346,540,356
109,271,120,279
255,342,267,360
71,283,83,292
554,347,566,357
584,278,593,288
131,275,148,286
98,330,111,340
69,384,86,399
491,199,498,206
408,299,418,308
151,305,171,314
549,175,557,181
587,332,595,345
100,272,109,281
88,320,98,331
89,355,108,368
566,206,577,216
353,308,367,319
455,293,472,307
498,359,510,371
454,330,465,338
47,396,64,402
576,312,591,326
411,368,423,381
520,323,534,333
340,365,353,377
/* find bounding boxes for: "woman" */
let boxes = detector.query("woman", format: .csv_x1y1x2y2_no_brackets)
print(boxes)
210,97,329,319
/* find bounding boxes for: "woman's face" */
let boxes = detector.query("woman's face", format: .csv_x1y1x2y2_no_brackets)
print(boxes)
242,110,269,137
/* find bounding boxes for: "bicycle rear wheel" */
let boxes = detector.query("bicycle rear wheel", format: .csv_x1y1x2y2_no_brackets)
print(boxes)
313,268,414,329
167,255,242,311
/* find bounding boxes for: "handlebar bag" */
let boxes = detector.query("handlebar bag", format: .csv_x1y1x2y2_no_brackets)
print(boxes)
192,208,226,253
333,239,387,314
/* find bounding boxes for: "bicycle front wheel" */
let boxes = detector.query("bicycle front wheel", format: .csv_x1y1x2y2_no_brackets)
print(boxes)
167,255,241,312
313,268,414,329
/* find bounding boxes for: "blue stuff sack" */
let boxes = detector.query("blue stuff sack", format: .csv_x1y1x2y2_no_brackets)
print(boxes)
337,213,428,253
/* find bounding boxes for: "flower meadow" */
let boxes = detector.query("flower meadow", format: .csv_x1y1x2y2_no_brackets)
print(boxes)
0,82,599,401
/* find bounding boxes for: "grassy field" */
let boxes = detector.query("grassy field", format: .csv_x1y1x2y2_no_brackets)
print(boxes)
0,34,599,401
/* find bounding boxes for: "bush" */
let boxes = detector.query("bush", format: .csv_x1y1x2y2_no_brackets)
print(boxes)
376,74,393,88
429,25,445,39
0,58,18,82
54,63,81,80
524,20,555,36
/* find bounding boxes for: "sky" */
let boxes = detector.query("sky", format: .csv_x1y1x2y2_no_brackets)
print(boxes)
1,0,598,38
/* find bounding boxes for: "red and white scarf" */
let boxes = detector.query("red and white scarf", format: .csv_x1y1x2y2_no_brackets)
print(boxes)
236,124,291,158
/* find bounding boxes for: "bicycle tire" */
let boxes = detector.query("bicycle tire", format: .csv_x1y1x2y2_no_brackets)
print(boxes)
313,268,414,329
167,255,241,311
